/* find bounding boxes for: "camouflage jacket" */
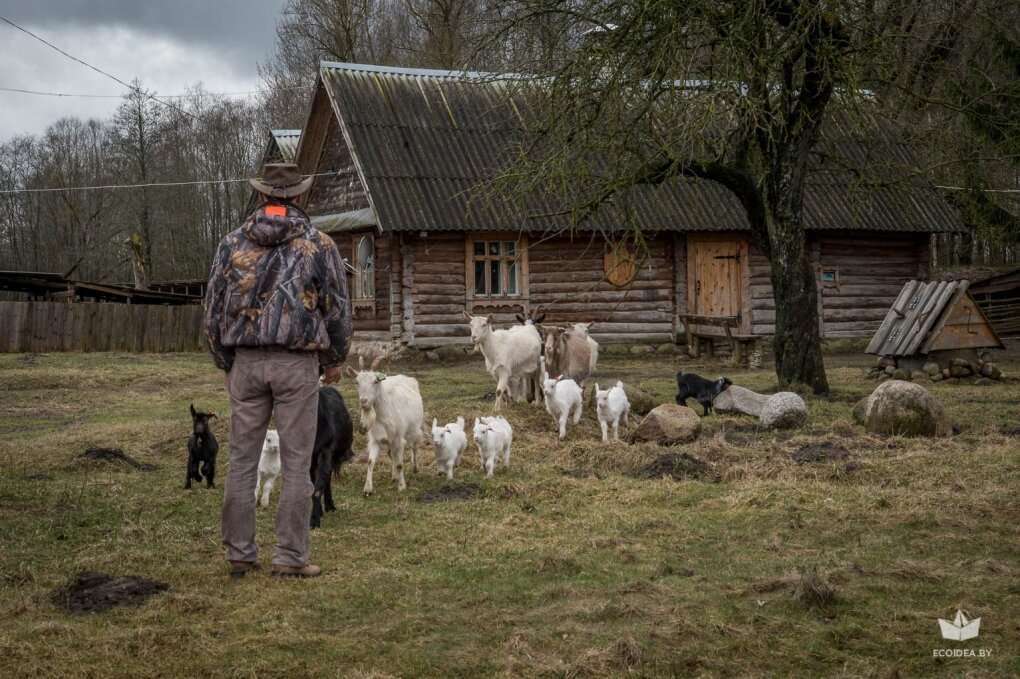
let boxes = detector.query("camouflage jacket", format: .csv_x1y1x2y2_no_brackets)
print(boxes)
203,202,353,372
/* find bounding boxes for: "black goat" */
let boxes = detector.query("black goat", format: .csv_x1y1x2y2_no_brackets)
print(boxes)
675,372,732,416
310,386,355,529
186,404,218,489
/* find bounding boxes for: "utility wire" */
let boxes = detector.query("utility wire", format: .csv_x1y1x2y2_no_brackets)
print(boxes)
0,172,338,194
0,15,201,122
0,85,314,99
935,185,1020,194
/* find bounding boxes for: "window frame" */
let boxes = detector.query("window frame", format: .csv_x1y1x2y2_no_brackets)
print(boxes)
464,233,529,309
350,232,375,309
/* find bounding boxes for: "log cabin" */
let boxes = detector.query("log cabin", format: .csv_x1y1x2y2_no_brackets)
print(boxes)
286,61,962,351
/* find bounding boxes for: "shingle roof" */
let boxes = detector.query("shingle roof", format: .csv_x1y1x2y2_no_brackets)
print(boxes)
318,61,962,235
270,129,302,163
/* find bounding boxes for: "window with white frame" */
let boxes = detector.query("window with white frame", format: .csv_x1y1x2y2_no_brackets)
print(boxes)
351,233,375,303
469,237,525,300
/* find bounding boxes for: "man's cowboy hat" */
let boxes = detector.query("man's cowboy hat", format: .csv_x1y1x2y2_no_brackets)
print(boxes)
248,163,314,199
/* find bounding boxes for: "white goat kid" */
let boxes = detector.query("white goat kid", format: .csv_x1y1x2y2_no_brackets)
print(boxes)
464,312,541,410
595,381,630,442
255,429,281,508
541,368,584,441
472,416,513,478
432,417,467,479
346,356,424,495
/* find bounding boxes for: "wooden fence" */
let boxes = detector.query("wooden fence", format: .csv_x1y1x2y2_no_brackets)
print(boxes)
0,301,204,353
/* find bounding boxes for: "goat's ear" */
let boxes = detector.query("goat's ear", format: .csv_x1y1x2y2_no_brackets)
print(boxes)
358,355,365,370
462,310,472,321
583,321,594,330
594,383,600,393
515,313,524,323
345,365,358,378
190,404,196,417
432,418,437,429
535,313,546,323
207,412,217,420
370,355,385,371
486,313,494,323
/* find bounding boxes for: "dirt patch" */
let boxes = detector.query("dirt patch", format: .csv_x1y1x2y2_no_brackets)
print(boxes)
999,426,1020,437
76,448,157,471
626,453,717,482
50,571,171,614
417,482,483,502
790,441,849,464
19,352,40,364
479,392,496,402
560,468,602,480
25,473,53,481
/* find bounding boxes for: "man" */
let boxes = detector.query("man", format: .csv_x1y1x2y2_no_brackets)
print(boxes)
203,162,353,579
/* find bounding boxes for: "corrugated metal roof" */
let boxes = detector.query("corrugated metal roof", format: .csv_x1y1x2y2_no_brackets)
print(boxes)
271,129,301,163
311,207,377,233
319,61,962,235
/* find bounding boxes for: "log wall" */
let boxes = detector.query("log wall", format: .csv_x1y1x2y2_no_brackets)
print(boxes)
0,301,203,353
748,231,931,338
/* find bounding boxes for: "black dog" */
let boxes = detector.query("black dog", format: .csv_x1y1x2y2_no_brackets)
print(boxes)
186,404,218,489
675,372,732,416
310,387,355,529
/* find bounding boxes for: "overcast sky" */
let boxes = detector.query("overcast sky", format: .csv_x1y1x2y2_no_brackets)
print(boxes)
0,1,288,141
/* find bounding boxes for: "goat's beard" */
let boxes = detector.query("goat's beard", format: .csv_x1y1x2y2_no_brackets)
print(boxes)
359,405,377,431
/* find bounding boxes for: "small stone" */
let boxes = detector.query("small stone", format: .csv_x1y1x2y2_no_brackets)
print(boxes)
974,378,994,386
656,343,677,354
922,361,940,376
910,371,929,382
943,377,959,384
980,363,1002,380
950,357,970,369
969,361,982,375
885,365,896,375
877,356,896,369
942,368,951,378
930,373,943,382
891,368,912,381
760,392,808,430
630,345,648,355
949,366,971,378
425,350,440,362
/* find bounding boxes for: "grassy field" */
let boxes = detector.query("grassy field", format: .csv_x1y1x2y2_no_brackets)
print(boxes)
0,348,1018,678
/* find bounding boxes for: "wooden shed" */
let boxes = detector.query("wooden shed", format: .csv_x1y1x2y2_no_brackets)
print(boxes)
969,267,1020,339
866,279,1004,370
289,62,963,349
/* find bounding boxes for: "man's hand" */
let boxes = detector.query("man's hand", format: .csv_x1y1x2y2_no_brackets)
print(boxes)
322,365,343,385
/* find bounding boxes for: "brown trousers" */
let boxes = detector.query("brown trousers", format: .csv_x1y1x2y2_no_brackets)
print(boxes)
222,348,319,567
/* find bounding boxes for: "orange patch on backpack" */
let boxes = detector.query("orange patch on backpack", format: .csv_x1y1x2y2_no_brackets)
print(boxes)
265,205,287,217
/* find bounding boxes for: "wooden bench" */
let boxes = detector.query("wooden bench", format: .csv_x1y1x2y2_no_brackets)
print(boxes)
679,314,755,363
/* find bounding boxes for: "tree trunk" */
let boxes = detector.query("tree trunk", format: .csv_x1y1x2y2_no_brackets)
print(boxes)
125,232,149,290
766,209,829,394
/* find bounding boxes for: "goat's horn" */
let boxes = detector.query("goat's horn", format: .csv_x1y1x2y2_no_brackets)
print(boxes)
370,355,385,371
207,412,217,419
358,355,365,370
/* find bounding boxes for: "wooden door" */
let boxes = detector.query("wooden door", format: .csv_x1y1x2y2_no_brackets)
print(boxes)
687,234,749,334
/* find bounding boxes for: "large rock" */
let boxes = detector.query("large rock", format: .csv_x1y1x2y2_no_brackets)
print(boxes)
631,405,701,445
980,362,1002,380
863,380,951,438
712,385,770,417
760,392,808,430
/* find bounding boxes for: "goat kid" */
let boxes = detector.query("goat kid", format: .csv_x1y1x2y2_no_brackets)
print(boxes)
255,429,280,507
472,415,513,478
346,356,423,495
595,381,630,442
185,404,218,489
675,372,733,416
541,364,584,441
432,417,467,479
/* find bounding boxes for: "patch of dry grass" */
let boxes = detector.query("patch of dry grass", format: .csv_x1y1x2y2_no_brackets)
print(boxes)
0,350,1018,677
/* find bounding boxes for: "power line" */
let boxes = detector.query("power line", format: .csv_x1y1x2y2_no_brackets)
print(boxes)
0,172,337,194
935,185,1020,194
0,14,201,122
0,85,314,99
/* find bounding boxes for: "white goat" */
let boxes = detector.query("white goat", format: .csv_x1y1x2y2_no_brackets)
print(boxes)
595,381,630,442
464,312,541,410
541,360,584,440
255,429,281,508
472,416,513,478
346,356,424,495
432,417,467,479
541,323,597,387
